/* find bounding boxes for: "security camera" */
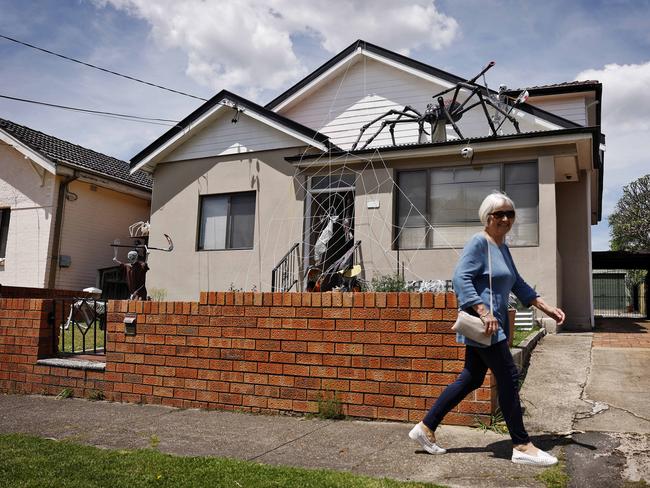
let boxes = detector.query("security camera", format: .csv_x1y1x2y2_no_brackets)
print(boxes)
461,146,474,159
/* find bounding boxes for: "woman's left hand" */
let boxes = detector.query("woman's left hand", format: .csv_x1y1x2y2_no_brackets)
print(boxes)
532,298,566,325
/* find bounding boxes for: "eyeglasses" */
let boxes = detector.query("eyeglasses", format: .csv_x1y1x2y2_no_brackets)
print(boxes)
490,210,516,220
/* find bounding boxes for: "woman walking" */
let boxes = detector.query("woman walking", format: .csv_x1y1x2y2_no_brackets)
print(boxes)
408,191,565,466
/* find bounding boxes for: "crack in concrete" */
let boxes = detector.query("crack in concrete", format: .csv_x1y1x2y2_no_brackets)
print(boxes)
245,420,333,461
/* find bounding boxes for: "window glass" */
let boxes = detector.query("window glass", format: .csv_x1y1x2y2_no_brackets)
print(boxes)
0,208,10,258
311,173,356,190
505,162,538,246
430,166,500,247
199,193,256,250
229,193,256,249
199,196,228,250
395,162,539,249
397,171,428,249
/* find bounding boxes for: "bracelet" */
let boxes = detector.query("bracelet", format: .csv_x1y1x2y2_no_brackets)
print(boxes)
479,311,490,319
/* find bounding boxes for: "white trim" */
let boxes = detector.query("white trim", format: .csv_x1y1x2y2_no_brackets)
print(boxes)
0,131,56,173
130,100,329,174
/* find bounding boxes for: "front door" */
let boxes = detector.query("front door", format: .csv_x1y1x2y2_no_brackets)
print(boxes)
304,173,355,288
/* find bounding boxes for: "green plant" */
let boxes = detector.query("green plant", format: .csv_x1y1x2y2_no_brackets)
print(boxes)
316,391,345,420
148,288,168,302
149,434,160,450
87,390,105,401
512,324,540,347
535,450,569,488
371,273,406,292
55,388,73,400
474,408,508,435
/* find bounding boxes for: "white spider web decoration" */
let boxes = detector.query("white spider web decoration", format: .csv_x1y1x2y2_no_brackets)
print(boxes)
219,55,526,293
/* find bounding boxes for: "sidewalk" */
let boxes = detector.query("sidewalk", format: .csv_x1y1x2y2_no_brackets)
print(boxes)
1,327,642,488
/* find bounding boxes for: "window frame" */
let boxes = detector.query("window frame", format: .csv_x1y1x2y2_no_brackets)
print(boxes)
394,161,539,250
196,191,256,251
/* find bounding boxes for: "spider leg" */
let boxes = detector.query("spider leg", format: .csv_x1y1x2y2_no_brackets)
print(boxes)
482,97,521,134
437,97,464,139
351,108,420,150
361,117,419,150
475,92,498,135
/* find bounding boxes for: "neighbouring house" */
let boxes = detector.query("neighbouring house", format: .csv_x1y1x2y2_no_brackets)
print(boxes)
129,40,604,329
0,117,152,292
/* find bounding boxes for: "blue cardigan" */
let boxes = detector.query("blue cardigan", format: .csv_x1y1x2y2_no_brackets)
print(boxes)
452,233,538,347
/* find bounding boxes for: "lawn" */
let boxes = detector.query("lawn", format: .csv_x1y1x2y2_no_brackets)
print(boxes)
58,320,105,354
0,434,444,488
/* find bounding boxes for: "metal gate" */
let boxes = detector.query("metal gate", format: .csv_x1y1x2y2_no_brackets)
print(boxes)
592,251,650,319
51,297,107,355
593,269,647,318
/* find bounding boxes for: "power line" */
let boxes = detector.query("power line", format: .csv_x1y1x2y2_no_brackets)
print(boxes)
0,33,208,102
0,94,180,126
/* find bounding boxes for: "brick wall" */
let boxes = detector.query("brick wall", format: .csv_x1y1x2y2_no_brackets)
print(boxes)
0,298,108,397
0,292,498,426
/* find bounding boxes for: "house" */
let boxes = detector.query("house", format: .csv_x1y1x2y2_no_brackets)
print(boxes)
0,117,152,291
129,40,604,329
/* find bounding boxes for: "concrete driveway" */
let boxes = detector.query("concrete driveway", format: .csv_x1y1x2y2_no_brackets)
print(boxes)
521,318,649,487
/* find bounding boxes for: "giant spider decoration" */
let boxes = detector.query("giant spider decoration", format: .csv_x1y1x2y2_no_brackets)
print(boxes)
351,61,529,151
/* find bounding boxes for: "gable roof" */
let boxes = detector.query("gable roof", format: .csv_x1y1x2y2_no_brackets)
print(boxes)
129,90,337,174
265,39,582,130
0,117,152,190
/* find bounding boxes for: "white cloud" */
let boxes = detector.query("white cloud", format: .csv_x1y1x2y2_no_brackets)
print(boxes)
576,61,650,133
575,62,650,249
95,0,458,100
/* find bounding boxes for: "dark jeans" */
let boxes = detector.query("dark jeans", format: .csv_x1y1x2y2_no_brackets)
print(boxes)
422,339,530,445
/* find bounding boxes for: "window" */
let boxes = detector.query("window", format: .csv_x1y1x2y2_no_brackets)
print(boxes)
0,208,10,258
198,192,256,250
396,162,538,248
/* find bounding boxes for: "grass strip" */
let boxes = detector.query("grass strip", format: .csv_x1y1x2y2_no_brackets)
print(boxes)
0,434,444,488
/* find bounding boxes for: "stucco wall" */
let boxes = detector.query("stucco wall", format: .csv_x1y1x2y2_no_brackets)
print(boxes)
146,149,304,300
0,144,56,287
556,171,594,328
148,147,593,331
55,180,151,290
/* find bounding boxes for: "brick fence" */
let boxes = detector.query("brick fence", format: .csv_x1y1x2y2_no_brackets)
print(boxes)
0,291,497,426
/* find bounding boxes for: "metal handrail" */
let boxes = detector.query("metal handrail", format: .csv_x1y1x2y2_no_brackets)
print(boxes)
271,243,300,292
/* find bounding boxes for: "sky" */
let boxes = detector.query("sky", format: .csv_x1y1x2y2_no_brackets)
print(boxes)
1,0,649,251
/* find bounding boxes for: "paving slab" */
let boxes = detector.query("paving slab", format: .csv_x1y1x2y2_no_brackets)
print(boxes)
519,333,593,434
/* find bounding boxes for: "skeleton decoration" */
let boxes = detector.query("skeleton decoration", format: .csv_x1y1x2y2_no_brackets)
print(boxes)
109,221,174,300
351,61,530,151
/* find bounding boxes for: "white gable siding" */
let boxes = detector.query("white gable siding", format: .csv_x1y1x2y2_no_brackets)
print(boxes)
527,96,587,126
165,112,305,162
280,58,559,151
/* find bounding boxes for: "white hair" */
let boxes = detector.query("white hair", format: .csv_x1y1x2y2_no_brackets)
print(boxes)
478,191,515,225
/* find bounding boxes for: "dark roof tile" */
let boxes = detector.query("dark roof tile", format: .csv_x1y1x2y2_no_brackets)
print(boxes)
0,117,152,190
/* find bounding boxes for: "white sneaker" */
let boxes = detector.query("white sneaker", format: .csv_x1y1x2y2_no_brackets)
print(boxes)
511,448,558,466
408,422,446,454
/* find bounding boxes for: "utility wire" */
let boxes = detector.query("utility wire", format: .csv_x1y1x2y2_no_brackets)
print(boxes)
0,33,208,102
0,94,180,125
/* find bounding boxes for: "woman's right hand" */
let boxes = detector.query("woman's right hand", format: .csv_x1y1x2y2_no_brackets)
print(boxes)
481,313,499,336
